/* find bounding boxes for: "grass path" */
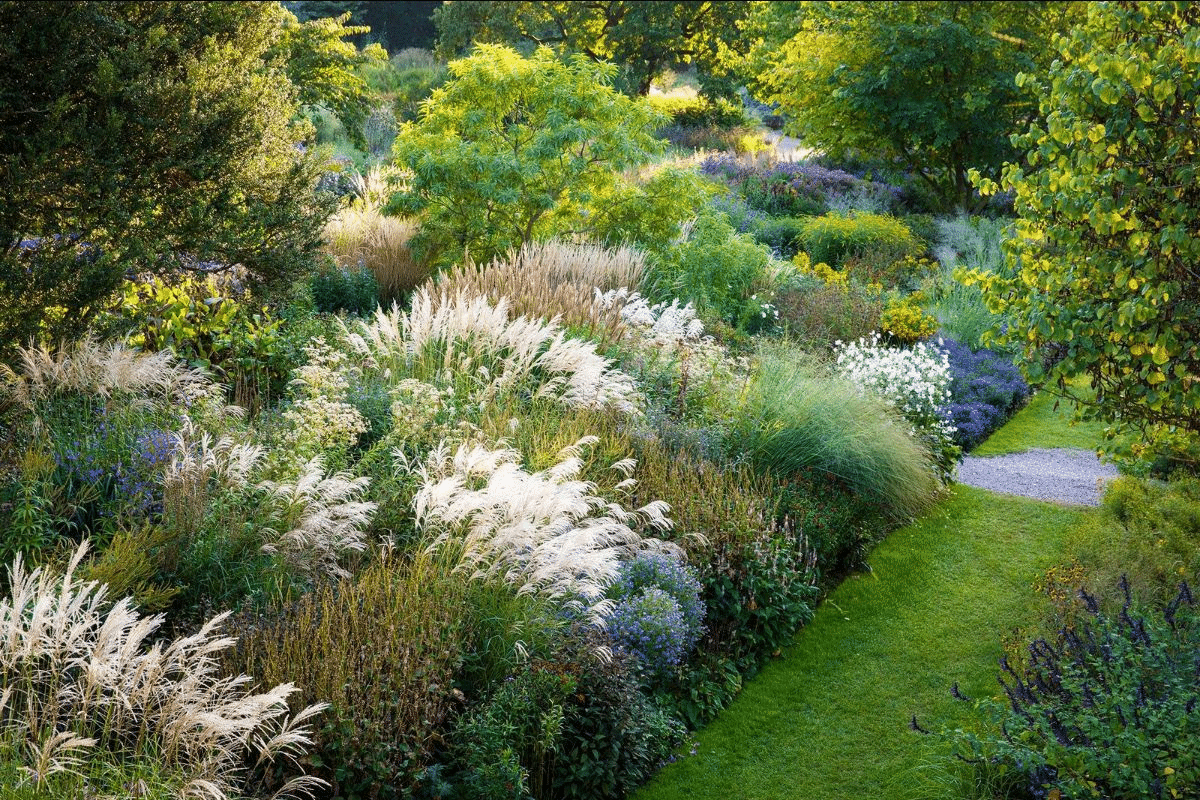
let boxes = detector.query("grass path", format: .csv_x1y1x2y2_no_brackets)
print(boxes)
635,487,1089,800
973,378,1107,455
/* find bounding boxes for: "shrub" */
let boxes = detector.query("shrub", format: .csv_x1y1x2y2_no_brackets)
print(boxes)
224,553,466,800
774,274,885,353
938,337,1029,450
752,216,808,258
447,660,577,800
308,259,380,315
647,96,749,129
879,294,939,344
738,344,941,521
103,275,290,409
835,333,959,482
553,635,686,800
644,213,772,330
1067,476,1200,606
796,212,922,268
709,191,769,234
658,124,768,155
606,553,705,675
0,542,327,800
941,578,1200,800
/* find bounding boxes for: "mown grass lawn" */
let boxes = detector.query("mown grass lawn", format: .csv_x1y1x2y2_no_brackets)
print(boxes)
635,486,1088,800
972,377,1108,455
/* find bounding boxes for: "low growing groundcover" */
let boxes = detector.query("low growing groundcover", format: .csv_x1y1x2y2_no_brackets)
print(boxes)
634,486,1088,800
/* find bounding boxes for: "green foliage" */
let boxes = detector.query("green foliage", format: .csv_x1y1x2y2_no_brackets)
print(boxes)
645,214,772,329
796,213,921,269
751,216,808,259
943,579,1200,800
1068,476,1200,606
753,2,1078,210
646,96,749,129
449,662,577,800
736,345,941,521
966,2,1200,445
225,554,467,800
389,44,681,267
774,273,886,353
106,275,291,410
308,260,380,315
0,1,339,352
273,7,388,148
553,639,686,800
434,1,762,98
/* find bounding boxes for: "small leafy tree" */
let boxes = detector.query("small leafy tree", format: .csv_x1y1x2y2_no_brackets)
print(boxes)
389,44,703,267
967,1,1200,444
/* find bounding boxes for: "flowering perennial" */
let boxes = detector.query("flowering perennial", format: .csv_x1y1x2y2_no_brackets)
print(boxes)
835,333,958,478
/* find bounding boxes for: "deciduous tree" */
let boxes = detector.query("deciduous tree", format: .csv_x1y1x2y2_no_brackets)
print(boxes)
434,1,761,98
388,44,706,267
967,1,1200,441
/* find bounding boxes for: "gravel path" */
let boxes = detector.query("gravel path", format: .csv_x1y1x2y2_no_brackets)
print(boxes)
955,447,1121,507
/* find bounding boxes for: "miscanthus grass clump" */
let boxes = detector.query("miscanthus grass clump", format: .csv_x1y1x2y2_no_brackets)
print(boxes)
344,288,638,417
0,542,327,799
412,436,681,626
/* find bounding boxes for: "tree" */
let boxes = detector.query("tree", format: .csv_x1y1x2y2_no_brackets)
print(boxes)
966,1,1200,442
433,1,762,98
0,2,371,351
388,44,707,267
754,2,1081,211
274,7,387,148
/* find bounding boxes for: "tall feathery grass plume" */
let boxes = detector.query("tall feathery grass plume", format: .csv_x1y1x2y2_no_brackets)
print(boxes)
259,456,377,581
323,205,427,303
435,240,647,344
342,287,638,415
0,339,209,411
0,541,328,799
411,437,682,626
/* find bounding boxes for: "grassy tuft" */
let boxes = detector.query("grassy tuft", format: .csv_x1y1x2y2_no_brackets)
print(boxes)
738,345,942,521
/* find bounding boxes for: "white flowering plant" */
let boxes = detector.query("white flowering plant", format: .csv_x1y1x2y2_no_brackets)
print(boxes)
835,332,960,482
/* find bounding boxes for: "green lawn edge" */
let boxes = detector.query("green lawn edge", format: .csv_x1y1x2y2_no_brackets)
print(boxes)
635,486,1089,800
972,378,1108,455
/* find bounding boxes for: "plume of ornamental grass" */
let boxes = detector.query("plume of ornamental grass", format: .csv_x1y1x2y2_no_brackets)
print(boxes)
412,437,680,625
258,457,377,581
164,414,264,535
435,240,646,344
0,339,209,410
0,541,328,800
740,344,941,521
322,205,428,302
343,287,638,414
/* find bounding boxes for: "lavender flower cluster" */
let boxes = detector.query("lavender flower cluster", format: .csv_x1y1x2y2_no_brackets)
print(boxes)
938,337,1030,450
606,553,705,675
700,156,902,217
54,411,174,519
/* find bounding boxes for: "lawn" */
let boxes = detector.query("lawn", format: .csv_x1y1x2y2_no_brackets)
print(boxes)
972,377,1108,455
634,486,1088,800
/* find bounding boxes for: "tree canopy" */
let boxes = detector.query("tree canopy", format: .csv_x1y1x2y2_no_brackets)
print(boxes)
434,1,762,97
754,1,1082,211
0,1,375,351
388,44,706,267
967,1,1200,442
